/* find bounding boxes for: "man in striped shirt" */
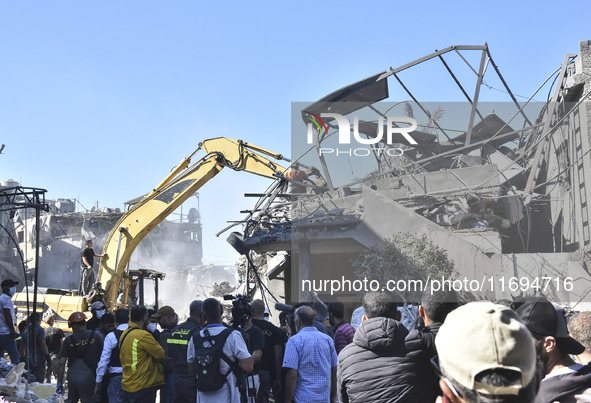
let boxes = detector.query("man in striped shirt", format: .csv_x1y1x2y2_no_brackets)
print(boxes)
328,302,355,354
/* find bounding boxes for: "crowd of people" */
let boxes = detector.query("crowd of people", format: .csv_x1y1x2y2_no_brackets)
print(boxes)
1,273,591,403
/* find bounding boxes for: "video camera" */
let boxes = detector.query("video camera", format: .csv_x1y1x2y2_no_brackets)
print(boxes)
223,294,252,330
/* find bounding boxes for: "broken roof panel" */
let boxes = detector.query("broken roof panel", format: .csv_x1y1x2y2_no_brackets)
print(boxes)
301,71,389,119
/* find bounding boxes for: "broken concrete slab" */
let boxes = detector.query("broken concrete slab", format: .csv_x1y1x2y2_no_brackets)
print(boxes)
368,164,502,199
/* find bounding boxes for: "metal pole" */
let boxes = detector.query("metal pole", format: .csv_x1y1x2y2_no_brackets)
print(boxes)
465,47,489,146
486,47,533,127
154,277,159,310
138,273,145,306
392,73,452,141
438,55,484,122
31,206,41,381
380,45,486,78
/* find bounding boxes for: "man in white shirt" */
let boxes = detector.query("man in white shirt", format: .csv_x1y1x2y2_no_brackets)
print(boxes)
94,308,129,403
187,298,253,403
0,279,19,364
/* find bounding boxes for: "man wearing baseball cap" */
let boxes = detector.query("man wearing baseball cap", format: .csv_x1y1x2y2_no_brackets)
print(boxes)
516,296,591,402
0,279,20,365
435,302,539,403
151,305,177,403
87,301,107,331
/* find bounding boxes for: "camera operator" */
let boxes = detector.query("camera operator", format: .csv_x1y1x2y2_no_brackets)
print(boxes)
224,295,265,402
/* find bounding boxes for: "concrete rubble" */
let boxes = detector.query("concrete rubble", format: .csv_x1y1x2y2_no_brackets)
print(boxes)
236,41,591,309
0,360,54,402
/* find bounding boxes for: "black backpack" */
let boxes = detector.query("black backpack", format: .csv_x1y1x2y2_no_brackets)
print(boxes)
191,327,235,392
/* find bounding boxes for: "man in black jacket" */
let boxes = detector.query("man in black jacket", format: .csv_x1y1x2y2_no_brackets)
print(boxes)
405,289,459,359
86,301,106,331
337,291,438,403
168,300,204,403
152,305,178,403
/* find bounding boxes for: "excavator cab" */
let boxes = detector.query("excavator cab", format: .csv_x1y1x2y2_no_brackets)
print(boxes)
117,268,165,310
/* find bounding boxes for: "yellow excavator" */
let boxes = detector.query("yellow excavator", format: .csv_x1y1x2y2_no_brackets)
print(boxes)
14,137,288,326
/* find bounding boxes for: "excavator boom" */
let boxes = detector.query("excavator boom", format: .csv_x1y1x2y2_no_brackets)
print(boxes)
98,137,287,309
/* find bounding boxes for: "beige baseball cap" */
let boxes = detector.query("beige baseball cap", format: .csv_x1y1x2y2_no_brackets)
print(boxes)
435,301,536,396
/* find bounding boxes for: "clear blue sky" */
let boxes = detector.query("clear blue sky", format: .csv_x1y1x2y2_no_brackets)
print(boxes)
1,1,588,265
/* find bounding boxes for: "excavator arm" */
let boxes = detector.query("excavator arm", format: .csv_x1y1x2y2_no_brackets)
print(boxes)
98,137,288,310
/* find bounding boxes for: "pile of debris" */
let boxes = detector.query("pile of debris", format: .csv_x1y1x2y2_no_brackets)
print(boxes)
0,360,56,402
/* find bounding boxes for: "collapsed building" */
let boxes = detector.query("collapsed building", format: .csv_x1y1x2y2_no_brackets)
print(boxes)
0,183,238,309
236,41,591,310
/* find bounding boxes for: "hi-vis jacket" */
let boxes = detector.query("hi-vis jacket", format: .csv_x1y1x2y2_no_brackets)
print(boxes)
119,322,165,393
167,317,202,376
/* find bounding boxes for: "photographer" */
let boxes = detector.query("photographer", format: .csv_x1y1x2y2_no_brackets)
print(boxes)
224,295,264,402
188,298,253,403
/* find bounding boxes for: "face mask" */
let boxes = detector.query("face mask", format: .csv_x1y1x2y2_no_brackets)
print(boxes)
8,287,16,297
96,310,105,319
264,316,270,322
147,323,157,333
